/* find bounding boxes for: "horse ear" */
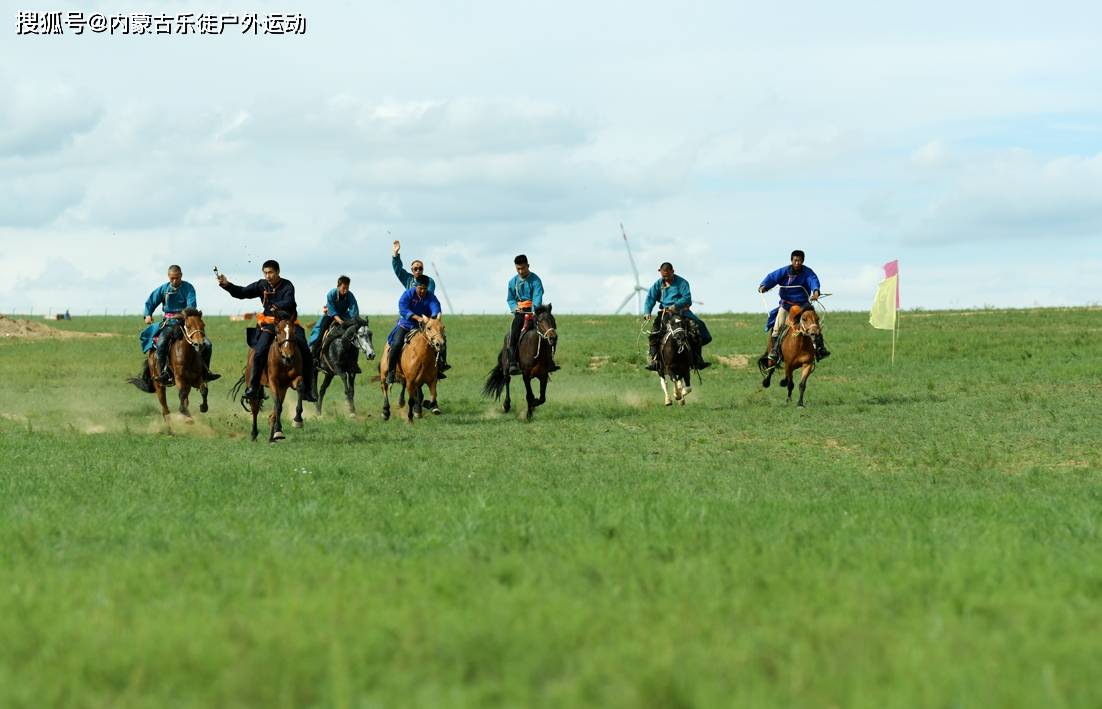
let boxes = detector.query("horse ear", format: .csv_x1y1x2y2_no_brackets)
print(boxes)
197,310,203,318
546,303,552,312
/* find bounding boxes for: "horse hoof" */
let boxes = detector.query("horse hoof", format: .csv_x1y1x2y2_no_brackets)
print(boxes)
293,420,303,429
431,407,442,415
679,399,686,406
272,431,286,441
665,401,673,406
798,402,806,408
199,403,208,413
761,379,771,389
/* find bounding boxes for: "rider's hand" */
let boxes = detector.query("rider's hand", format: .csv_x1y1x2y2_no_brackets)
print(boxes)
392,240,400,257
216,274,228,286
811,291,820,301
758,285,767,293
643,314,652,321
144,315,153,324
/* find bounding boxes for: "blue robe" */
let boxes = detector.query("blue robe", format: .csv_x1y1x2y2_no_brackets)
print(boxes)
760,265,821,330
308,289,360,346
139,281,197,353
392,255,436,292
506,272,544,312
389,287,442,345
644,276,711,346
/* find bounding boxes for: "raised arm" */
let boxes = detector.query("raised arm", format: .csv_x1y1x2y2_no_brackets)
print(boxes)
392,255,413,288
221,279,263,300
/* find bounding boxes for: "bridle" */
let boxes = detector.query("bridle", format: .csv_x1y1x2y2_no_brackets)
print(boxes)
274,320,296,364
660,311,689,353
418,320,445,353
533,312,557,358
181,316,205,353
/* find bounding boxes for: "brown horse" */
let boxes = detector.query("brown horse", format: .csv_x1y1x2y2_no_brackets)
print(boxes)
142,309,210,422
380,318,446,422
758,305,821,407
483,304,558,420
234,314,305,442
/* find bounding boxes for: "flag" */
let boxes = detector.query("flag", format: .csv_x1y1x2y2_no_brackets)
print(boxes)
869,260,899,330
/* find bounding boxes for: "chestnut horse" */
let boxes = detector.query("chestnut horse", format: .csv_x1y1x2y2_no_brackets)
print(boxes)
380,318,446,422
758,305,821,407
139,308,210,422
233,313,305,442
653,309,694,406
483,304,558,420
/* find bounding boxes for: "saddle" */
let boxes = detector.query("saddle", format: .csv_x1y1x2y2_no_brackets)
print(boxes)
153,319,181,347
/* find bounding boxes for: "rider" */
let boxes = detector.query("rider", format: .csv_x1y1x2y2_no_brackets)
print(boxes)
217,259,317,402
506,254,560,375
643,263,711,371
391,240,449,378
308,275,359,362
140,264,220,385
384,275,442,385
759,249,830,364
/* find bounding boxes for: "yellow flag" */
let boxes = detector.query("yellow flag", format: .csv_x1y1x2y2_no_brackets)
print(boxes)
869,275,898,330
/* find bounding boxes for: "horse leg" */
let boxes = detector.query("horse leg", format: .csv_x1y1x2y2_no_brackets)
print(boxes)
199,383,209,413
270,386,285,442
660,373,672,406
381,380,391,421
317,371,334,414
785,363,795,403
503,373,512,413
406,380,417,424
523,376,536,420
536,374,547,407
414,384,424,419
798,363,814,408
398,383,407,408
346,373,357,416
178,381,192,420
293,388,304,428
428,378,441,415
250,398,260,441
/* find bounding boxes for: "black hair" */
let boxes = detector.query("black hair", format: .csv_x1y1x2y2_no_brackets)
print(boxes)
514,254,528,265
337,275,351,286
167,264,182,273
659,262,674,271
790,250,805,260
262,259,280,271
414,275,430,286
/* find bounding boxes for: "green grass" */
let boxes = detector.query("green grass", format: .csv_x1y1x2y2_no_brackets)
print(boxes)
2,309,1101,708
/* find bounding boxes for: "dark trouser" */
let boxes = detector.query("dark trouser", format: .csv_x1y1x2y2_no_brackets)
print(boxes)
386,325,410,381
509,312,526,360
311,315,334,358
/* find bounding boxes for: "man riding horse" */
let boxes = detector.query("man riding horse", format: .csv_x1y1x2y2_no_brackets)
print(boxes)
644,262,711,371
139,264,219,386
308,275,360,364
505,254,560,375
759,249,830,366
391,240,449,378
217,259,318,402
384,275,442,385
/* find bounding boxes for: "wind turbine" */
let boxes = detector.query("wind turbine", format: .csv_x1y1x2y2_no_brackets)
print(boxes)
431,261,456,313
614,223,648,315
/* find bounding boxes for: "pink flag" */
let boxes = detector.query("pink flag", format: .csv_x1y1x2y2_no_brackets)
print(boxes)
883,260,900,307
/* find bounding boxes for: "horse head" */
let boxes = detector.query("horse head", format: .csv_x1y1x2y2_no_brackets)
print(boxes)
663,310,690,350
351,316,375,360
535,304,557,350
421,317,446,351
797,307,821,337
273,311,297,365
181,307,206,353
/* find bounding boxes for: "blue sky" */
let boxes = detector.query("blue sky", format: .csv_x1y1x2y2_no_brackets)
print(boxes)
1,0,1099,316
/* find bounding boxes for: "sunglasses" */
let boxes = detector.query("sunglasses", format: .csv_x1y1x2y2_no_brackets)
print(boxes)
412,266,424,272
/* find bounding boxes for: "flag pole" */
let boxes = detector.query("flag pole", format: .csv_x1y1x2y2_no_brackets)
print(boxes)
891,309,897,365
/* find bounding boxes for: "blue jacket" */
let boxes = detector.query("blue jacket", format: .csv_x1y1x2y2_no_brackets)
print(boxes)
144,281,197,318
507,272,544,312
325,288,359,320
396,287,441,329
392,255,436,292
644,275,693,314
760,265,821,308
221,278,299,319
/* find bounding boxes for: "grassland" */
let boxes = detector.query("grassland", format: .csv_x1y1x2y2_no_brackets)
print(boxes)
1,309,1101,708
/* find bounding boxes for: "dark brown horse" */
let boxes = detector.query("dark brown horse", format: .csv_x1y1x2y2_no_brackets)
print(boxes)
483,304,558,420
653,309,694,406
233,313,305,441
758,305,821,407
134,309,210,423
380,318,446,423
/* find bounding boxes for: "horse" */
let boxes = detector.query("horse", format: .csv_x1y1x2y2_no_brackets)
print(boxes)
483,304,558,420
653,309,694,406
130,308,210,423
232,312,305,442
757,305,820,407
380,318,446,423
315,316,375,416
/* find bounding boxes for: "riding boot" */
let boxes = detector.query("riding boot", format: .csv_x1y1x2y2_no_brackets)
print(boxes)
694,343,711,369
201,343,221,381
768,327,786,366
548,358,561,373
244,365,263,401
507,345,521,375
385,343,402,385
814,334,831,360
156,337,174,386
645,341,659,371
298,347,318,402
439,342,451,371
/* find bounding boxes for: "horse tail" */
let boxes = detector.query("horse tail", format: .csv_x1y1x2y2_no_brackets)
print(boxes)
482,361,508,400
229,371,247,400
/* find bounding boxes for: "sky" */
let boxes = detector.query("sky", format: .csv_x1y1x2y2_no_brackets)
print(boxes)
2,0,1100,318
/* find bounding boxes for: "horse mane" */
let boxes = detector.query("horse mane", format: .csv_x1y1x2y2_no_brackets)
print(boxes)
272,309,294,322
182,307,203,318
535,303,552,315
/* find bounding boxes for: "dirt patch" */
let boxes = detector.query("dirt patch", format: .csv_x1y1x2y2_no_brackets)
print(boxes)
0,315,114,339
589,355,610,370
716,354,750,369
